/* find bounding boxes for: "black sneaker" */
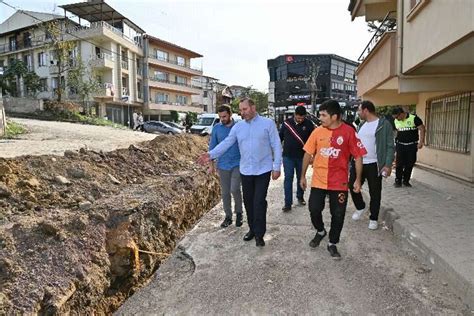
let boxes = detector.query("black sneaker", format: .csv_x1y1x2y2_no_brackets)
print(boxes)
403,181,412,187
220,217,232,228
394,180,402,188
235,213,243,227
309,230,327,248
282,205,292,212
327,244,342,259
297,198,306,206
255,237,265,247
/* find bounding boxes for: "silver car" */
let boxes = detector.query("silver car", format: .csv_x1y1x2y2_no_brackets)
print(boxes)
143,121,183,135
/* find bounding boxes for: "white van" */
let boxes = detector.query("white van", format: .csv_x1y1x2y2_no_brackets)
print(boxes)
190,113,241,136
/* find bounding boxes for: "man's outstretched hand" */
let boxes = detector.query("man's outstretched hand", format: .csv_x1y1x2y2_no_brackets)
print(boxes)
197,153,211,165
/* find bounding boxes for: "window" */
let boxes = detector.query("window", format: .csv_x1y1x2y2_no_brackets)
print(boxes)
176,95,187,104
345,65,355,79
137,80,142,99
9,36,17,51
176,76,187,85
176,56,185,66
39,78,48,92
23,54,32,70
155,50,168,61
23,32,32,48
203,91,208,98
155,93,169,103
426,92,472,153
38,52,46,66
154,71,168,81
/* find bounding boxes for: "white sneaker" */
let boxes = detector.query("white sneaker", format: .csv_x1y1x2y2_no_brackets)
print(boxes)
352,208,366,221
368,220,378,230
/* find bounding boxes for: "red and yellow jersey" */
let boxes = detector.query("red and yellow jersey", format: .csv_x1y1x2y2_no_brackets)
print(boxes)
303,123,367,191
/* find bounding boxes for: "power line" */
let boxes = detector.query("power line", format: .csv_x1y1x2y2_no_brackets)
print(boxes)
0,0,143,64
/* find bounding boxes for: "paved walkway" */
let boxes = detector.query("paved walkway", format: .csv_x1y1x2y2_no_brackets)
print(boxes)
378,166,474,308
116,169,468,315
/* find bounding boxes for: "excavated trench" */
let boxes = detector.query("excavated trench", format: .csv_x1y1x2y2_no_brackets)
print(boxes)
0,135,220,314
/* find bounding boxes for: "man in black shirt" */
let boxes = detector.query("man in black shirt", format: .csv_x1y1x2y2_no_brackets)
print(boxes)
391,107,425,187
279,106,315,211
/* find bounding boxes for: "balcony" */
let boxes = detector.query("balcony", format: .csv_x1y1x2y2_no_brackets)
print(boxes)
148,55,202,76
90,52,115,69
66,21,143,55
148,77,201,95
356,31,397,96
0,35,50,55
93,83,115,99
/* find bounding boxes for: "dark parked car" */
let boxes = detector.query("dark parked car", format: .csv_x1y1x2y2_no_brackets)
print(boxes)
143,121,183,135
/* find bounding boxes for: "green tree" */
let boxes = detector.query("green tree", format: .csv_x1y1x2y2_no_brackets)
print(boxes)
67,57,101,112
0,59,41,96
170,110,179,122
46,20,77,102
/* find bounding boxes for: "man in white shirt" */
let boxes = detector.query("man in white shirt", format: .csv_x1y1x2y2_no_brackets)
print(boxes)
349,101,395,230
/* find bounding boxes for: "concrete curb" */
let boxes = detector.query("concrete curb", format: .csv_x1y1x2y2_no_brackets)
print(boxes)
364,191,474,309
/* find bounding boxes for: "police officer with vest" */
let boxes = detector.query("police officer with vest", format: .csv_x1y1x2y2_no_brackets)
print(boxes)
391,107,425,187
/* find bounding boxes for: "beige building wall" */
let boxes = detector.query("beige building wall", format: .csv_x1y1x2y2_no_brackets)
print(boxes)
401,0,474,73
416,91,474,181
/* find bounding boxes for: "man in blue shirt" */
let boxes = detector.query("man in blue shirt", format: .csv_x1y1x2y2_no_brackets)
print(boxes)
209,105,243,228
199,98,282,247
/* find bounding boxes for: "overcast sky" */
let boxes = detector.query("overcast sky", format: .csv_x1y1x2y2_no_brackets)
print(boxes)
1,0,371,91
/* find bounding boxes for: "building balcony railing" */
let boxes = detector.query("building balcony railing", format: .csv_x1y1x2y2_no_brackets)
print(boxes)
0,35,50,54
66,21,142,49
358,11,397,62
121,60,129,70
148,54,202,72
90,52,115,69
149,76,200,89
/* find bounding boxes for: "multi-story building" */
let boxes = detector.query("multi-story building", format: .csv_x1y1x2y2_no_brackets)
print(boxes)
1,0,205,125
348,0,473,182
0,2,146,126
0,11,69,98
267,54,358,124
192,75,219,113
142,35,203,121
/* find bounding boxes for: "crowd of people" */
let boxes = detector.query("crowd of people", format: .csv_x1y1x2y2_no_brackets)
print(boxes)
198,98,425,259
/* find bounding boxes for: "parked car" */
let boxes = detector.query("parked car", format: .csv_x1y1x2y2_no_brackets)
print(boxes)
164,121,185,130
190,113,242,136
143,121,183,135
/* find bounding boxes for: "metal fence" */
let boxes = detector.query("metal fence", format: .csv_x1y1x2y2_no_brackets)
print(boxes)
426,92,472,153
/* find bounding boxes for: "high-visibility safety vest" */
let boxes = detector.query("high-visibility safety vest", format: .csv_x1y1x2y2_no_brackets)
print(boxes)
394,114,417,132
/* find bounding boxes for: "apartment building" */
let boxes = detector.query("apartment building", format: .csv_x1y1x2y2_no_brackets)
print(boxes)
192,75,219,113
0,11,68,98
142,35,203,121
1,1,145,126
348,0,474,182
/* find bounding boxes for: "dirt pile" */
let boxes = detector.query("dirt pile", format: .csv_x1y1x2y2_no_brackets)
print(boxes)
0,135,220,314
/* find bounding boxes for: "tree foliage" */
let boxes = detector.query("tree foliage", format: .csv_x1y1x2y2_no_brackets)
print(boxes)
67,57,101,107
46,20,77,102
0,59,41,96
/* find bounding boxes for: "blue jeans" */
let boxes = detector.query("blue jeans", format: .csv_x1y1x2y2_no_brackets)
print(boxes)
283,156,304,207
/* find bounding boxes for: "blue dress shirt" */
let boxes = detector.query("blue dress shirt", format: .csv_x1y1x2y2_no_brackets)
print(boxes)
209,115,282,176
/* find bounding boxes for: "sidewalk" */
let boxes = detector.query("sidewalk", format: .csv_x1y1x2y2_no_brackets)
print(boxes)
375,166,474,308
116,170,467,314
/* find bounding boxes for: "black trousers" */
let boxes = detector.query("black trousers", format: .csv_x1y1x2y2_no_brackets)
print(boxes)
240,171,271,238
396,144,417,182
308,188,348,244
349,162,382,221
